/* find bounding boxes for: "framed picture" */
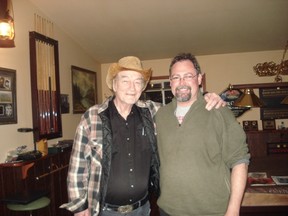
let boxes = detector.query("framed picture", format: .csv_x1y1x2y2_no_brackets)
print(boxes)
220,88,250,118
71,66,97,114
60,94,70,114
0,67,17,124
262,119,276,130
242,120,258,131
259,87,288,120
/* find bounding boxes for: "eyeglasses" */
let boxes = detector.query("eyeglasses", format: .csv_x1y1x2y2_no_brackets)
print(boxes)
170,74,198,82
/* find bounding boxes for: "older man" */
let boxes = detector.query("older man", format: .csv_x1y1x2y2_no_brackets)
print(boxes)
61,56,225,216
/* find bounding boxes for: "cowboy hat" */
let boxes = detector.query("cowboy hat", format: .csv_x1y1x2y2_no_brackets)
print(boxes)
106,56,152,90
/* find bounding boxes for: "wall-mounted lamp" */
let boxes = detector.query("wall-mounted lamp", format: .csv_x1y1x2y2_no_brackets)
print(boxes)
233,88,264,108
229,82,288,108
0,0,15,47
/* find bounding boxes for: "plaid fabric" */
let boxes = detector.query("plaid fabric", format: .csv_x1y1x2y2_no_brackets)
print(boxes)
60,97,162,216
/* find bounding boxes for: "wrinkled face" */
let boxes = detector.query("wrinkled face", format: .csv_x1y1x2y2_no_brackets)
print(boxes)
170,60,202,105
113,70,145,105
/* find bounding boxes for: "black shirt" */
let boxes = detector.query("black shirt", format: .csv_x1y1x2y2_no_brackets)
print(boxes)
104,100,152,205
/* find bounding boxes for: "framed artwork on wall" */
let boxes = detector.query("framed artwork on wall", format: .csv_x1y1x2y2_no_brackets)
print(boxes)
262,119,276,130
259,87,288,120
0,67,17,125
71,66,97,114
242,120,258,131
60,94,70,114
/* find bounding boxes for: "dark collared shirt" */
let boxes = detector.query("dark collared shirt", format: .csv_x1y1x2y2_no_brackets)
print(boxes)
104,100,152,205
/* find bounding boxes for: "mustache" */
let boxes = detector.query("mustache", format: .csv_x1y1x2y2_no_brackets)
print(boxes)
176,85,191,91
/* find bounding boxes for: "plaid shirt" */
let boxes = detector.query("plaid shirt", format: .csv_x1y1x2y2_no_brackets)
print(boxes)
60,97,161,216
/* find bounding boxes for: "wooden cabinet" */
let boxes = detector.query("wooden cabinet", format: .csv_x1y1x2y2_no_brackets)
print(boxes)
246,129,288,157
0,148,73,216
241,129,288,216
245,129,288,176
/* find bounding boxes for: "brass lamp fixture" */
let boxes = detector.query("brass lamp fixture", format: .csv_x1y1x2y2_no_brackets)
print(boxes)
233,88,264,108
281,96,288,105
0,0,15,47
230,82,288,108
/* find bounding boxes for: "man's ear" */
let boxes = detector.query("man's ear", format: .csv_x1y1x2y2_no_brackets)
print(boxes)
197,74,202,86
112,79,117,92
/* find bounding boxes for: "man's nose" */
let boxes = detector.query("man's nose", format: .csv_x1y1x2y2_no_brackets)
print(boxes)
129,81,136,90
179,77,187,84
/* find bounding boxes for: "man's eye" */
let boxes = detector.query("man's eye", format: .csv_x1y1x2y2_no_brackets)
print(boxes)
185,75,193,79
135,81,142,85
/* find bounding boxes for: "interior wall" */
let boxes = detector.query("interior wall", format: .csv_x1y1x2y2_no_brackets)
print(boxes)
0,0,101,162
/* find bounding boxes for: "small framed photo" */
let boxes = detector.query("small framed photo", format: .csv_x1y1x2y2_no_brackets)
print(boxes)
0,67,17,125
60,94,70,114
242,120,258,131
262,119,276,130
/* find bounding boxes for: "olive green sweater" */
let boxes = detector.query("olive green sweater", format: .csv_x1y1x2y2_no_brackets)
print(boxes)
155,93,250,216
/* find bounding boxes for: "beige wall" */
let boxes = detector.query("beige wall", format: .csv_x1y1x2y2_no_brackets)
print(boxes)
0,0,100,162
0,0,287,162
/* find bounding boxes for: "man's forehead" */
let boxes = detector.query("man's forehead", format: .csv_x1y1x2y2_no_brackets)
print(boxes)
171,61,197,73
117,70,143,78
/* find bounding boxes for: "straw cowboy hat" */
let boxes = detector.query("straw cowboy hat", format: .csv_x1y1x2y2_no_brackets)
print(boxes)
106,56,152,90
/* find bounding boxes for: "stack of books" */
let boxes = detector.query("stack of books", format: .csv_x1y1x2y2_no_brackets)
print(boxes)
247,172,276,186
248,172,288,186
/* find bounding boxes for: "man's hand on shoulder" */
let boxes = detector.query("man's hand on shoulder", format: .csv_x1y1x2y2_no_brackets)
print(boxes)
204,92,226,111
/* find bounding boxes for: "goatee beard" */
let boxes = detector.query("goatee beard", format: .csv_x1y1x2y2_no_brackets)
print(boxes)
175,86,192,102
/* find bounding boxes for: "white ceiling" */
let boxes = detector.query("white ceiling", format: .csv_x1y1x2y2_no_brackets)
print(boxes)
29,0,288,63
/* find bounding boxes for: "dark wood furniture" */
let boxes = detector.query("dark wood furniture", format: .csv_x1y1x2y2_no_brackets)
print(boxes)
0,148,73,216
240,129,288,216
246,129,288,175
241,190,288,216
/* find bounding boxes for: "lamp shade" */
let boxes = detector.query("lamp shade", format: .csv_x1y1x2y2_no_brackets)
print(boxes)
233,88,264,108
0,0,15,47
281,96,288,105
